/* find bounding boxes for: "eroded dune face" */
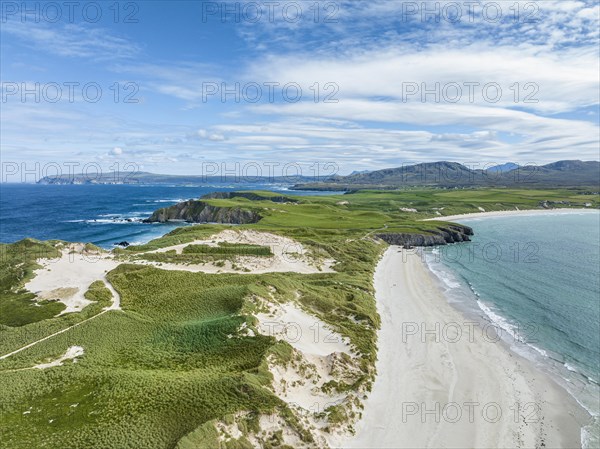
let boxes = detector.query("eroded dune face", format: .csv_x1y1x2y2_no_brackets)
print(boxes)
253,300,364,446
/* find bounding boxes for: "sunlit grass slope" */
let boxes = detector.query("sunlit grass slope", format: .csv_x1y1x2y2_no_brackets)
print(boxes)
0,187,596,448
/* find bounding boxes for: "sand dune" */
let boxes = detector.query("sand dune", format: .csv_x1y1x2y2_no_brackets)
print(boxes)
144,229,335,274
25,245,119,314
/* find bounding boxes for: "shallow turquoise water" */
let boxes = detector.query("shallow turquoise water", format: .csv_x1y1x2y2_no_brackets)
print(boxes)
426,211,600,447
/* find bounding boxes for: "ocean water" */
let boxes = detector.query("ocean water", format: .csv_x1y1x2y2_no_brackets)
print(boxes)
0,183,336,249
425,212,600,448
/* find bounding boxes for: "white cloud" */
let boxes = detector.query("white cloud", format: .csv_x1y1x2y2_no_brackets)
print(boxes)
187,129,225,141
113,62,223,104
246,44,599,114
1,21,140,60
2,1,598,173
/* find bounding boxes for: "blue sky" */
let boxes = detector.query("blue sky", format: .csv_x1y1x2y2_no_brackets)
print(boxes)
1,0,599,176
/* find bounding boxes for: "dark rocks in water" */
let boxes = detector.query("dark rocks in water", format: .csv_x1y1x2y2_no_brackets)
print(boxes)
143,200,262,224
376,224,474,247
114,241,130,247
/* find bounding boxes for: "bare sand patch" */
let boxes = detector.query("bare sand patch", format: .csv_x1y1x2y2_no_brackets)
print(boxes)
254,300,364,443
25,244,120,314
32,346,84,370
145,229,335,274
256,302,352,357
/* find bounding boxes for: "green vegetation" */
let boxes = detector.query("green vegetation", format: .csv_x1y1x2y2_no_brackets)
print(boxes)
175,420,220,449
84,281,113,308
126,225,224,253
133,242,272,267
183,242,272,257
1,187,596,448
0,239,65,326
126,188,598,248
0,265,284,449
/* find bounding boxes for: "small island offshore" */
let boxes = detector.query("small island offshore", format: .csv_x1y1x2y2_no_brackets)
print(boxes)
1,178,598,448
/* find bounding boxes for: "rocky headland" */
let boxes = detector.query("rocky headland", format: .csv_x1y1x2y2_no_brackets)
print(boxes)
375,224,474,247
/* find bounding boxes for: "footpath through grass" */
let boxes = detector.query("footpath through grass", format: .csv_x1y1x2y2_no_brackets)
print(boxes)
0,187,596,448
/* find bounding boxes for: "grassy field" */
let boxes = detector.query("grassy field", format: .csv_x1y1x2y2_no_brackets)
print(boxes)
182,242,272,256
127,187,598,251
0,187,596,448
0,241,380,448
0,239,65,327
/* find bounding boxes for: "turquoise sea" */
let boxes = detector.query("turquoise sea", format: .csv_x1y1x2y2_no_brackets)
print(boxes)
425,212,600,448
2,185,598,445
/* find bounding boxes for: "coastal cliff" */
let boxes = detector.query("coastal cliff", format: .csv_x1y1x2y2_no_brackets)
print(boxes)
143,200,262,224
376,224,474,247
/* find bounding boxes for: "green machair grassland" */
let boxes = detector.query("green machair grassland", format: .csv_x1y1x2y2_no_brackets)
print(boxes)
0,188,597,448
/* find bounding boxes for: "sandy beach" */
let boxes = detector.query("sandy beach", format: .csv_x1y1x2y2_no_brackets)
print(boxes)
340,247,589,448
426,208,598,222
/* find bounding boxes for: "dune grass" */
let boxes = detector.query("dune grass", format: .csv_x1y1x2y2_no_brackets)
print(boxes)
0,265,284,449
0,239,65,326
183,242,273,257
0,240,381,448
0,187,595,448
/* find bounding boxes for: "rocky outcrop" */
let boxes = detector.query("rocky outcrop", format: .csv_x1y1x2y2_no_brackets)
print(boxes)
143,200,262,224
201,191,298,203
376,224,474,247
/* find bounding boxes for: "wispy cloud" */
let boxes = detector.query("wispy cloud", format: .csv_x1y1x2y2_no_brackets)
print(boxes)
1,21,140,60
236,0,600,54
1,1,598,173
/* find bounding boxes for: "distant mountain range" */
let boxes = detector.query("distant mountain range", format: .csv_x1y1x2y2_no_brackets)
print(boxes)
486,162,519,173
35,172,323,185
292,160,600,190
35,160,600,190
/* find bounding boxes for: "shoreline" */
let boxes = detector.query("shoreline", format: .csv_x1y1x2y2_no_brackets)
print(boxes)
425,207,598,222
339,247,589,448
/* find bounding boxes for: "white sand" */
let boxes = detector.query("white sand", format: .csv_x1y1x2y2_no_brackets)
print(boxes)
255,301,358,439
425,208,597,222
340,247,587,449
256,302,352,357
25,245,119,314
145,230,335,274
32,346,84,369
5,232,325,361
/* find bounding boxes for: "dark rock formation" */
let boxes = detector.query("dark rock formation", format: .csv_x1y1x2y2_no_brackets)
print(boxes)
376,224,474,247
143,200,262,224
201,191,298,203
114,241,130,247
